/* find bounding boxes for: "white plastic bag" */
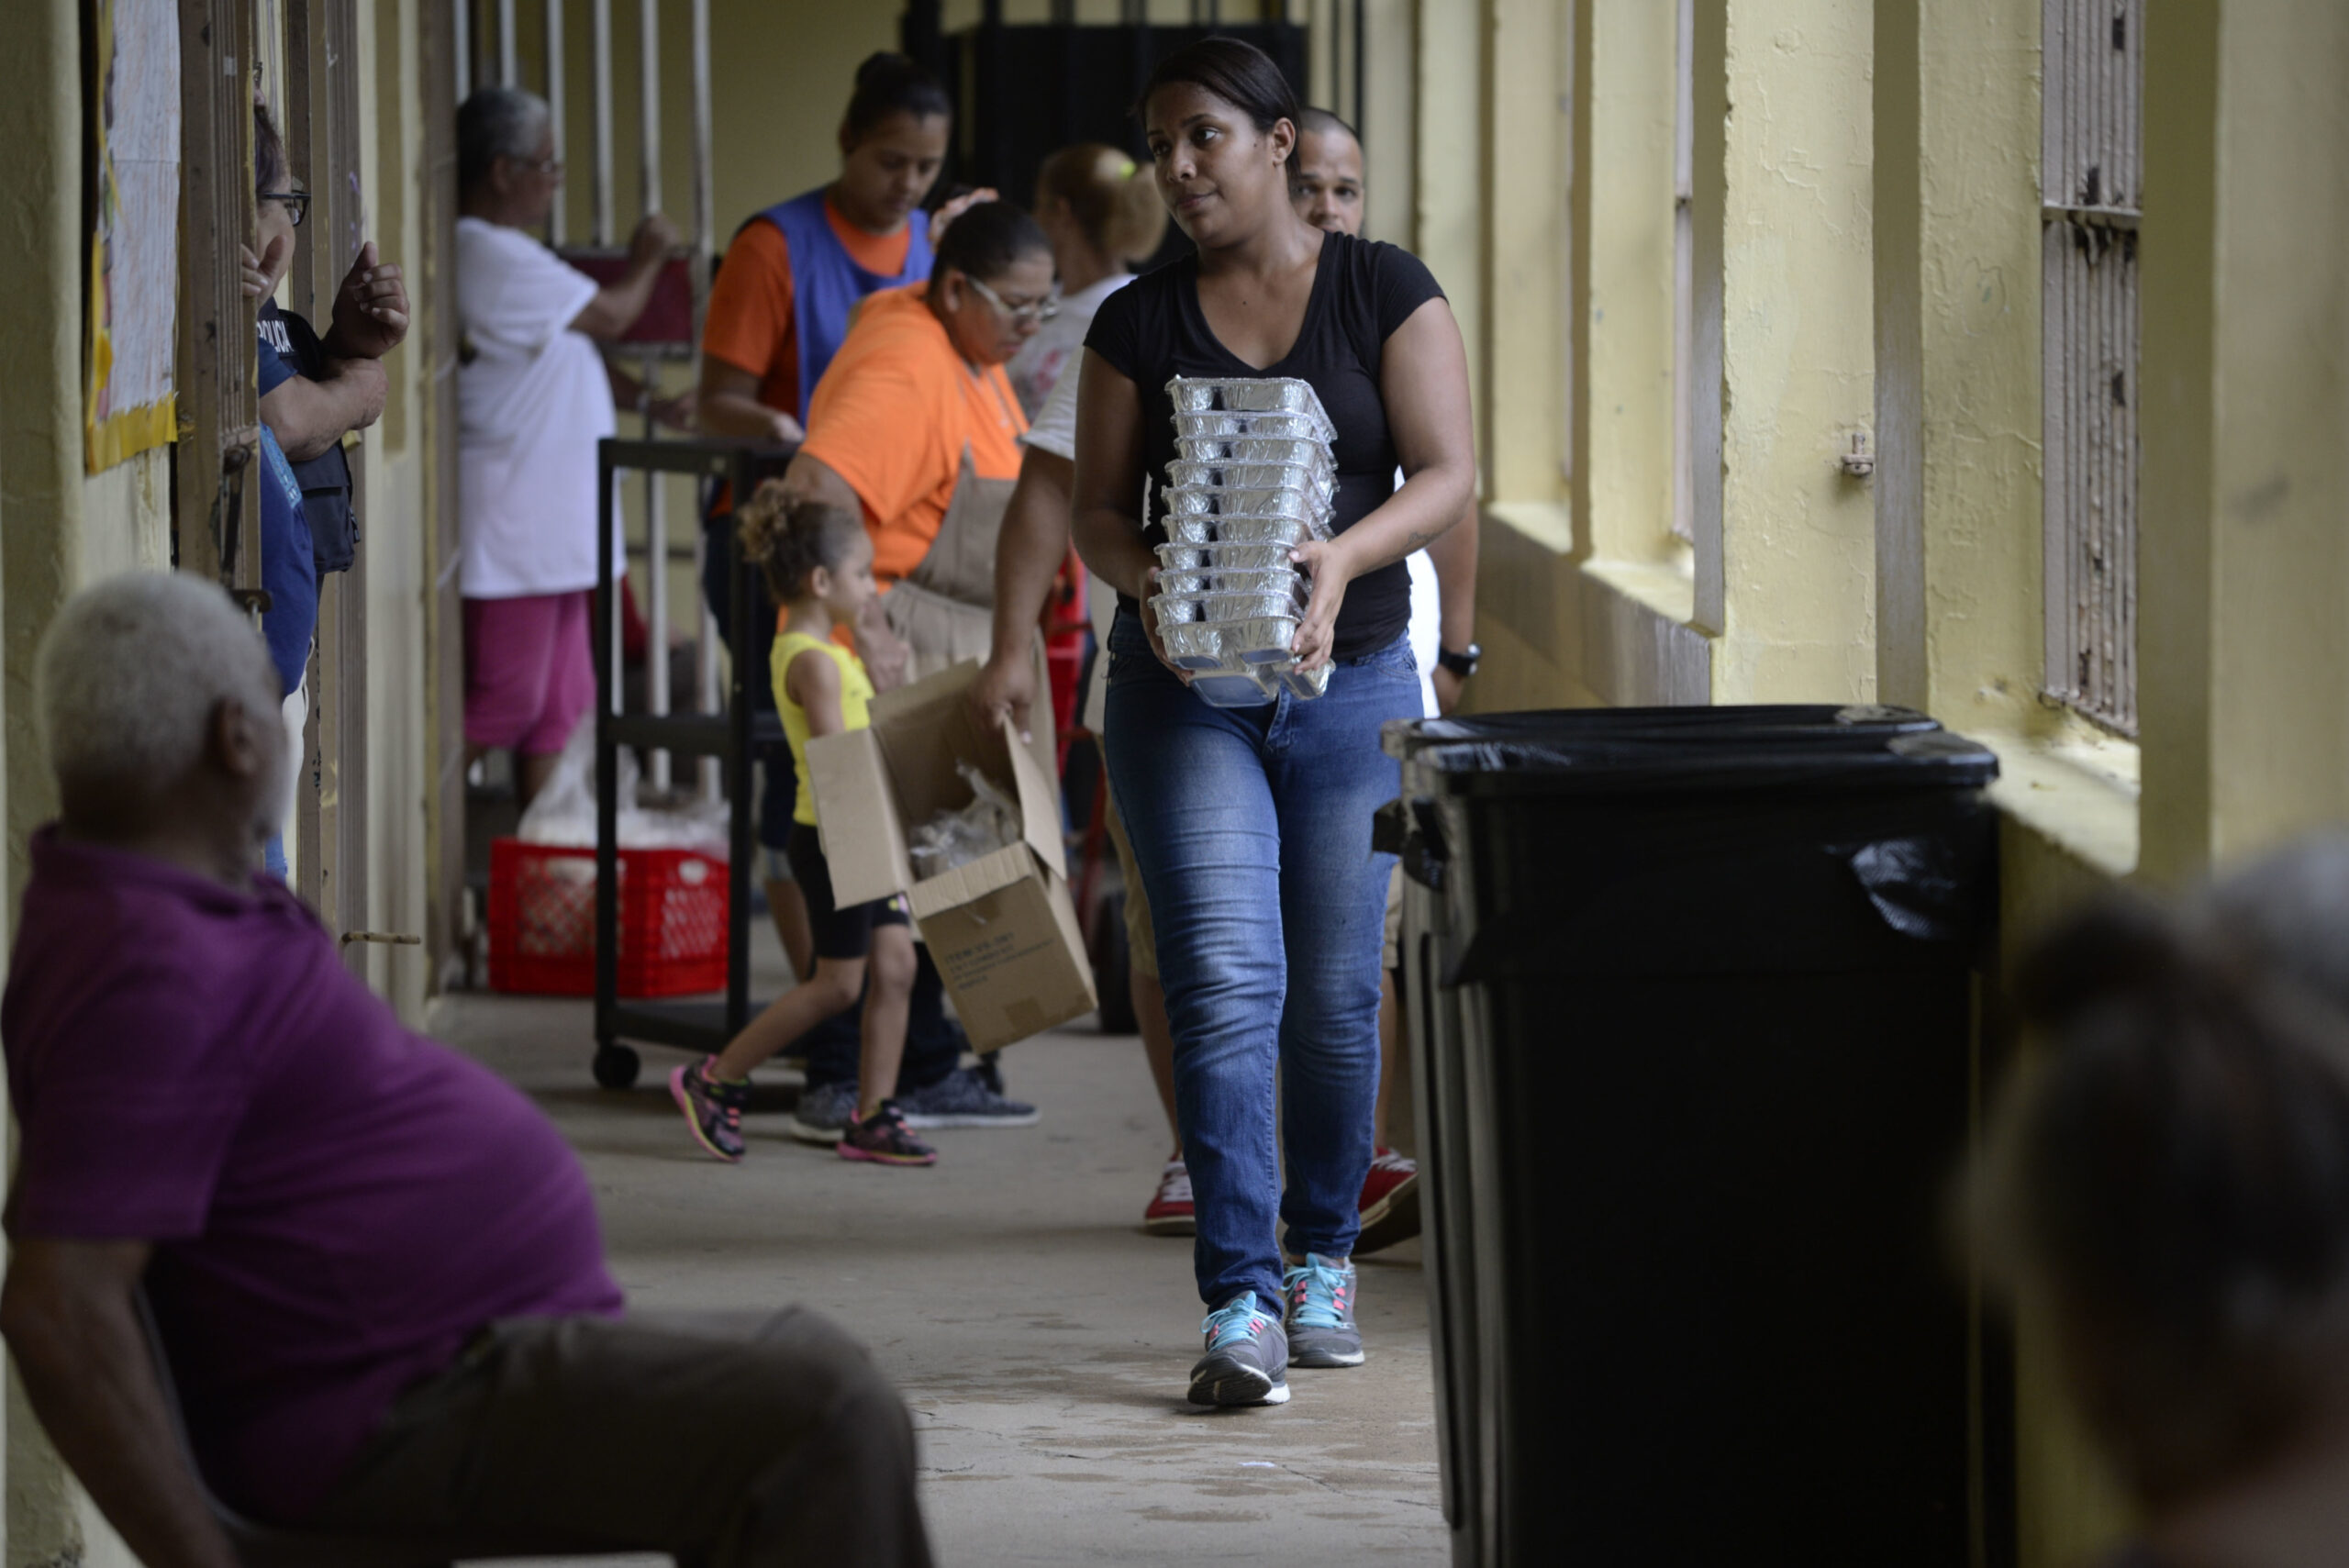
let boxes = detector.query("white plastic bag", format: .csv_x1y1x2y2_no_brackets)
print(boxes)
907,762,1021,880
517,720,731,859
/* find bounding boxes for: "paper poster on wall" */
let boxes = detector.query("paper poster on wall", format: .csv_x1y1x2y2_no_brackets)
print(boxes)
83,0,182,473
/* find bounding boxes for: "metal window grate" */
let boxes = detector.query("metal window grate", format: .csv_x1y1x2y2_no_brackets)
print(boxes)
2041,0,2143,735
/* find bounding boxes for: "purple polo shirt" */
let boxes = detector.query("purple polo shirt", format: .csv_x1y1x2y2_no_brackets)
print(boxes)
2,828,623,1522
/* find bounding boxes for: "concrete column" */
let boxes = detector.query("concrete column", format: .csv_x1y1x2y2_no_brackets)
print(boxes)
1869,0,2042,728
1414,0,1484,472
2137,0,2349,883
1570,0,1676,562
1356,0,1415,249
1689,0,1876,701
1478,0,1568,507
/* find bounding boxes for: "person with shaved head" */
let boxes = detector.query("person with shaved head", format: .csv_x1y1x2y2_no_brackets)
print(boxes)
0,573,930,1567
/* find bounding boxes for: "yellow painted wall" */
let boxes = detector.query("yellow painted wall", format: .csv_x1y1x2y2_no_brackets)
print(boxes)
1388,1,2349,1561
0,1,180,1559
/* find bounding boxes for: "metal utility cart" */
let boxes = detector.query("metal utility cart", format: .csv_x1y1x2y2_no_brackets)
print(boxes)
589,436,788,1090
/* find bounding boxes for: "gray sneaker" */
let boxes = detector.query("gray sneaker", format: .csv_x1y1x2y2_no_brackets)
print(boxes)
1282,1253,1364,1368
1188,1292,1290,1407
787,1080,860,1145
896,1065,1040,1129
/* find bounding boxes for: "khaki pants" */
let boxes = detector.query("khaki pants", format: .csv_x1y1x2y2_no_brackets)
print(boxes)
306,1307,931,1568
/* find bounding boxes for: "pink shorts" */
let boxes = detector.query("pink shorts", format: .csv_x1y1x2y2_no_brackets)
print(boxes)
463,590,596,756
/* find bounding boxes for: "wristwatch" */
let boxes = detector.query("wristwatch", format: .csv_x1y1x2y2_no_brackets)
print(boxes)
1436,641,1481,680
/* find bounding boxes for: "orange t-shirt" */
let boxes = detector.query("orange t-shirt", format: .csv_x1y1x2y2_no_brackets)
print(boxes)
798,284,1029,586
701,195,916,420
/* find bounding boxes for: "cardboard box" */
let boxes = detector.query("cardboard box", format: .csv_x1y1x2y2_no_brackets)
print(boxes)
805,661,1097,1051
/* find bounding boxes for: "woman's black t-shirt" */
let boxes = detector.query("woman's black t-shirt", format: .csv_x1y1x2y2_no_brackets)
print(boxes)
1083,229,1447,662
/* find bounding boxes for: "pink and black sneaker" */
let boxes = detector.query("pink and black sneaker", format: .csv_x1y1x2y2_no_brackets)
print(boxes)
838,1102,938,1167
671,1057,749,1162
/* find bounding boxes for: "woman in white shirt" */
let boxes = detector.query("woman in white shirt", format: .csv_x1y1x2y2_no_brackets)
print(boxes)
1003,144,1168,419
453,86,684,803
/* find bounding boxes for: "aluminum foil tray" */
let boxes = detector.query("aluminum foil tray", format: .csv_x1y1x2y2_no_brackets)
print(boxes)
1157,625,1332,708
1176,435,1330,466
1174,410,1330,443
1166,461,1333,498
1159,617,1297,664
1174,437,1334,473
1274,661,1333,699
1163,485,1319,522
1155,568,1304,597
1187,672,1278,707
1164,513,1319,548
1167,376,1334,428
1152,589,1308,624
1158,541,1297,573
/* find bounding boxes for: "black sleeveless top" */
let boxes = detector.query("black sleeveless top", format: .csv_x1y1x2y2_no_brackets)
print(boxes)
1083,229,1447,661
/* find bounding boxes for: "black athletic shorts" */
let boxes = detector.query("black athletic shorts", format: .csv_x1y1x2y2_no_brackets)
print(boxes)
785,822,909,962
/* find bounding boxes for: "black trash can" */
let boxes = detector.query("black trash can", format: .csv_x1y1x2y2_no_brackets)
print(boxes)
1381,706,2000,1568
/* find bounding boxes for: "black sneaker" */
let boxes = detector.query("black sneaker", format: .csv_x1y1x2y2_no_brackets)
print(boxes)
671,1057,750,1162
896,1065,1040,1129
837,1102,939,1167
788,1079,860,1145
1187,1292,1291,1407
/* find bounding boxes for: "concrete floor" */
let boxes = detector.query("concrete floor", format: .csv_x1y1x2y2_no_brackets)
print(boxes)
435,922,1446,1567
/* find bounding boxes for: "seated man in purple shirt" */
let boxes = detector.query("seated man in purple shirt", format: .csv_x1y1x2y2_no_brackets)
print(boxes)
0,572,931,1568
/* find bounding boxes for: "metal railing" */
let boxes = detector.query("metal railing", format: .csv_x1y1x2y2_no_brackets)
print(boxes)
457,0,724,786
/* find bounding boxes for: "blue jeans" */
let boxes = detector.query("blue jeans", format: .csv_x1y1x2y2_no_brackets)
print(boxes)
1103,608,1417,1312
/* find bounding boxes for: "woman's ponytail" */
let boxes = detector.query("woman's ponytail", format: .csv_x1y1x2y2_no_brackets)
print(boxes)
1036,142,1169,266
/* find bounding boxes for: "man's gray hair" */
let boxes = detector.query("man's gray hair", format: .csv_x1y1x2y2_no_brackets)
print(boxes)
36,572,280,792
2194,835,2349,1018
458,86,551,193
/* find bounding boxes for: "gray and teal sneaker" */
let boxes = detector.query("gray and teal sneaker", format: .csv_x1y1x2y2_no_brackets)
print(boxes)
1187,1292,1290,1407
1282,1253,1364,1368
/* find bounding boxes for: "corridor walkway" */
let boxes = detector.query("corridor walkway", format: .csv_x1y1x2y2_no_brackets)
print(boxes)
434,929,1446,1566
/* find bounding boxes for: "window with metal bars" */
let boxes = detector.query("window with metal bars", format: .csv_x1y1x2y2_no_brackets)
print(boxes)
2041,0,2143,735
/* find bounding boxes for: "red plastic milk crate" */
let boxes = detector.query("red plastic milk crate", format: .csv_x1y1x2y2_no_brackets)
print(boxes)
486,838,729,997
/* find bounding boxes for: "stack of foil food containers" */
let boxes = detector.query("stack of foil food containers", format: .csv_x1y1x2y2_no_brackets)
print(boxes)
1151,376,1337,707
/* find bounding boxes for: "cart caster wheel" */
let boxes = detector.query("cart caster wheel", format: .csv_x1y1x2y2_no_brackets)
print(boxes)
593,1046,641,1090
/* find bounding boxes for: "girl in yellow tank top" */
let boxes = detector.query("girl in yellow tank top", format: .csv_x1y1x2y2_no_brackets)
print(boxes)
669,485,938,1167
774,626,873,828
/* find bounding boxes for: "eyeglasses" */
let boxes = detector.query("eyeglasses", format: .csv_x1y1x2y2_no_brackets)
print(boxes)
964,273,1059,325
522,156,564,176
259,191,310,228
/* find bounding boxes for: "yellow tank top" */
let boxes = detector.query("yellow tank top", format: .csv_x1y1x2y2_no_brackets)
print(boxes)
773,628,875,828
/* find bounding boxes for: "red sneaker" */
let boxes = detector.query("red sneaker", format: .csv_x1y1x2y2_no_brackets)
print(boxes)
1143,1158,1195,1236
1355,1147,1420,1254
